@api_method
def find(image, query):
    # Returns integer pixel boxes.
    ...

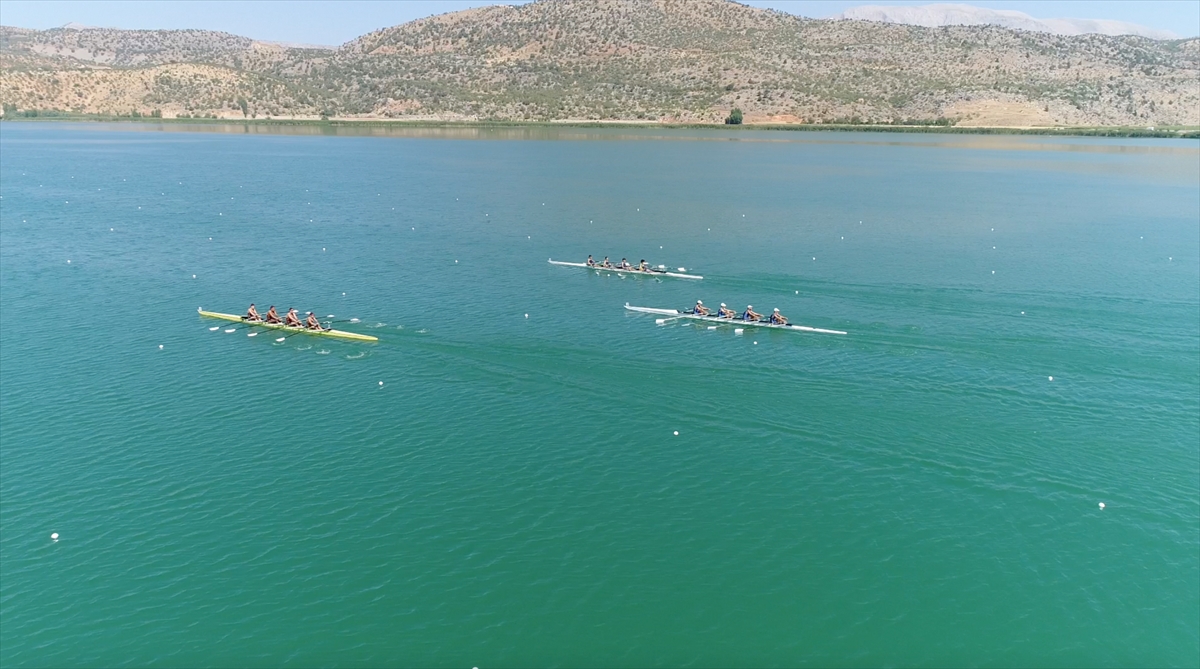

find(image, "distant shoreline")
[3,116,1197,139]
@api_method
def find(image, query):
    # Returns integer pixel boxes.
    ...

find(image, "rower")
[717,303,736,318]
[601,256,612,267]
[638,259,649,271]
[769,308,789,325]
[285,308,302,327]
[619,257,631,269]
[586,255,595,267]
[264,305,282,323]
[742,305,763,321]
[692,300,710,316]
[244,303,261,322]
[304,311,326,330]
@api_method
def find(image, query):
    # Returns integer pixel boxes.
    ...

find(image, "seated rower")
[619,257,631,269]
[304,311,326,330]
[586,255,596,267]
[717,303,736,318]
[601,256,612,268]
[244,303,262,322]
[769,308,788,325]
[264,305,283,324]
[285,308,302,327]
[638,259,649,271]
[742,305,763,321]
[692,300,711,316]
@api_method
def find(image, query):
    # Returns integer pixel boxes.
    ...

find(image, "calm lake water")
[1,122,1197,667]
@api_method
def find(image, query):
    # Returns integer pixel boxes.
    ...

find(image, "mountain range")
[1,0,1197,127]
[835,4,1178,40]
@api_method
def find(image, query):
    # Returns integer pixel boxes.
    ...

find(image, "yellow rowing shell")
[198,310,379,342]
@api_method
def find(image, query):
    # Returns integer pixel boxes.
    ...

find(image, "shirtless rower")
[285,308,303,327]
[742,305,763,321]
[586,255,596,266]
[717,303,736,318]
[600,256,612,268]
[692,300,711,316]
[264,305,283,324]
[769,308,789,325]
[243,303,262,322]
[304,311,326,331]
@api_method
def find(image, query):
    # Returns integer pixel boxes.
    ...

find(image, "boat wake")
[316,349,331,355]
[345,352,366,360]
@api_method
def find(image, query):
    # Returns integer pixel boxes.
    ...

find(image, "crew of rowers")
[242,304,328,330]
[586,255,655,272]
[692,300,788,324]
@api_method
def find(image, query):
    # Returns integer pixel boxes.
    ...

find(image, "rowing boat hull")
[549,259,703,280]
[624,304,847,335]
[198,310,379,341]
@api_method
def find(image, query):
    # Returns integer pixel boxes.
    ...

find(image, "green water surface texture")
[1,123,1197,668]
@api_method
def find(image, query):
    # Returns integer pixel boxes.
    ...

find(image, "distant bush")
[725,108,743,125]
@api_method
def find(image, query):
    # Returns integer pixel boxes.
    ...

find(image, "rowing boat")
[549,259,703,280]
[624,304,847,335]
[198,310,379,342]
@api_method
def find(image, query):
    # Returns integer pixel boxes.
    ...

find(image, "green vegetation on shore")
[4,113,1197,139]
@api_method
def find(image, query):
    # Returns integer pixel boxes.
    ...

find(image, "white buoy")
[110,228,114,231]
[455,260,458,263]
[342,292,346,296]
[192,274,196,279]
[322,248,325,251]
[379,381,384,387]
[813,257,816,260]
[1098,502,1105,509]
[50,533,58,541]
[1021,311,1025,315]
[524,314,529,319]
[637,208,639,211]
[992,270,995,274]
[1048,376,1054,381]
[673,430,678,436]
[660,246,663,249]
[158,344,164,349]
[209,237,212,241]
[795,290,799,294]
[67,260,71,263]
[753,341,758,345]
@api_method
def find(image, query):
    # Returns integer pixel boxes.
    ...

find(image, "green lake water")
[1,123,1197,667]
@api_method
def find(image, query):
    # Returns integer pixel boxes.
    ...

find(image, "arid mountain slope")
[2,0,1197,125]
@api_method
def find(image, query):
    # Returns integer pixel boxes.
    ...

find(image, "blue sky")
[0,1,1195,44]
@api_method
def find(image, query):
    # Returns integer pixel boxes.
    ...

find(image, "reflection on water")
[29,121,1200,155]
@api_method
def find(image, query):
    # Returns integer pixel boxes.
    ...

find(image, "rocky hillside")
[2,0,1197,126]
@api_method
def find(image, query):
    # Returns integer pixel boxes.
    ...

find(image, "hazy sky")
[0,0,1195,44]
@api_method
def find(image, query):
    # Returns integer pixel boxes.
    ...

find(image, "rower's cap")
[697,300,703,304]
[720,303,726,307]
[774,308,780,312]
[307,311,313,315]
